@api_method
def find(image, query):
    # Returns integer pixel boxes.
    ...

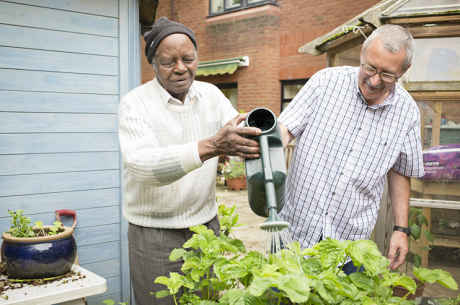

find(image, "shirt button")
[325,212,328,216]
[332,192,335,195]
[358,127,362,131]
[340,172,343,175]
[349,149,353,153]
[384,142,387,146]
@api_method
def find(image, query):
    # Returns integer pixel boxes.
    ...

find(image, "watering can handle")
[55,209,77,229]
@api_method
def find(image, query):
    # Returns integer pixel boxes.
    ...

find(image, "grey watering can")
[244,108,289,231]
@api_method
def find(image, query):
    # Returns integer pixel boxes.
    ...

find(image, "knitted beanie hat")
[144,16,197,65]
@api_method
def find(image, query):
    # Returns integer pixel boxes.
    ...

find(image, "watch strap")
[393,225,411,236]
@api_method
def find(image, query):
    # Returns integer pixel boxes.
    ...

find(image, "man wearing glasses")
[278,24,424,274]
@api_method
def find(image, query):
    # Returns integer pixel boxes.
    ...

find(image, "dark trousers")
[128,215,220,305]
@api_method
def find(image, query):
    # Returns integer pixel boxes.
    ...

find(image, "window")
[216,83,238,110]
[209,0,277,15]
[281,80,308,112]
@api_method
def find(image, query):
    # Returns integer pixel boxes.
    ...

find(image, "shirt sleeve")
[278,74,322,138]
[392,119,425,177]
[118,92,202,187]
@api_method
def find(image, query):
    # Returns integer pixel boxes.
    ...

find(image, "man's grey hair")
[152,48,198,75]
[362,24,415,70]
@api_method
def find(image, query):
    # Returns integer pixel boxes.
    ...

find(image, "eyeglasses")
[361,62,403,83]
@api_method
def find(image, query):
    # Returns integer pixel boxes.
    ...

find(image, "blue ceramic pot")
[1,226,77,279]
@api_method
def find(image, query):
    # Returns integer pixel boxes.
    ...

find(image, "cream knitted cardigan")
[118,79,237,228]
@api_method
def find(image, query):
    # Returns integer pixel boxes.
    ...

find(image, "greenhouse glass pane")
[408,37,460,82]
[389,0,460,16]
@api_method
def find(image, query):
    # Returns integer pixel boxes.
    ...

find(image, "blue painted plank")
[0,47,118,75]
[0,188,120,216]
[77,241,121,264]
[0,69,118,94]
[0,206,120,232]
[0,113,117,133]
[0,152,120,175]
[0,90,119,113]
[87,293,122,305]
[0,2,118,37]
[82,259,121,278]
[74,224,120,247]
[0,133,119,154]
[5,0,118,18]
[0,24,118,56]
[0,170,120,196]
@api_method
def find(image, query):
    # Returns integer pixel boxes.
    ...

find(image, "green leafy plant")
[6,209,34,237]
[406,207,434,273]
[217,202,246,237]
[153,207,458,305]
[6,209,63,237]
[220,160,245,180]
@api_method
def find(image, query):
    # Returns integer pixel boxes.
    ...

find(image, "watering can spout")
[244,108,290,231]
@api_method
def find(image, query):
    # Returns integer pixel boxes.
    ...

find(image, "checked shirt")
[278,66,424,250]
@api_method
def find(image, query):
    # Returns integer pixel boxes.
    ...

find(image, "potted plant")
[1,209,77,279]
[393,207,434,300]
[220,159,246,191]
[153,206,458,304]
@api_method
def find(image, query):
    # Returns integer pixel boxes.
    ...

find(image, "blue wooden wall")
[0,0,137,303]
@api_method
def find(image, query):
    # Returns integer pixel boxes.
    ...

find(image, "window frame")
[281,79,308,113]
[208,0,277,17]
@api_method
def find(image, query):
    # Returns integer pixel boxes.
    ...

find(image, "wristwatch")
[393,226,411,236]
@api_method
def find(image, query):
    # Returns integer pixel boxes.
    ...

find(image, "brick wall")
[141,0,379,115]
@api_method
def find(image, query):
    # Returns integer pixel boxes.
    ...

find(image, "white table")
[0,265,107,305]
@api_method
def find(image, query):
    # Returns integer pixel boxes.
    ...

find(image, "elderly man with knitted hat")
[118,17,261,305]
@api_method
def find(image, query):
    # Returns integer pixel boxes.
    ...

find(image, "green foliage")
[154,229,459,304]
[217,202,246,237]
[220,160,245,180]
[406,207,434,273]
[6,209,34,237]
[6,209,63,237]
[48,221,63,235]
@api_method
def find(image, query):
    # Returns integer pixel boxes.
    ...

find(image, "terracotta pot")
[393,280,426,300]
[1,226,77,279]
[226,176,247,191]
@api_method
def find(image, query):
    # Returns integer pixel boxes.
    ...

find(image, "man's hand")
[387,231,409,270]
[198,113,261,162]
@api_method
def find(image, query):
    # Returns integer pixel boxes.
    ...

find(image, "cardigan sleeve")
[118,92,201,187]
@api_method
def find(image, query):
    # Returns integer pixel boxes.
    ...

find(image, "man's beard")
[364,78,384,93]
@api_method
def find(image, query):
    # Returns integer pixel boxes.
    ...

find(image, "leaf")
[200,301,219,305]
[155,290,171,298]
[381,273,416,294]
[103,300,115,305]
[349,272,374,292]
[190,225,211,234]
[219,289,258,305]
[413,267,458,290]
[301,257,323,275]
[248,277,278,296]
[422,228,434,244]
[154,276,170,286]
[169,248,187,261]
[34,220,43,229]
[410,224,421,240]
[314,238,348,269]
[182,257,201,272]
[277,274,312,303]
[412,252,421,268]
[346,239,382,276]
[417,214,429,227]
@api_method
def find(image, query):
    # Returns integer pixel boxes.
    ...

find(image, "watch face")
[406,227,411,235]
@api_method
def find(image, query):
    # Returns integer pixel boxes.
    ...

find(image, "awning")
[196,56,249,77]
[298,0,409,56]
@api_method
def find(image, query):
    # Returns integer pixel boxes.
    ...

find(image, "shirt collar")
[354,67,396,109]
[154,78,199,107]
